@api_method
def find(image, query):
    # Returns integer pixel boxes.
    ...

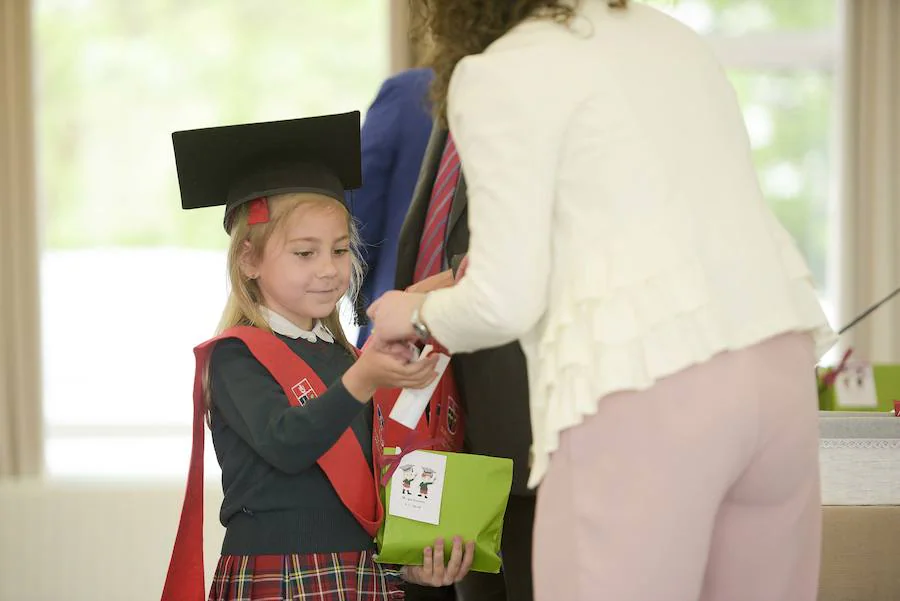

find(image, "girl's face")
[246,200,352,330]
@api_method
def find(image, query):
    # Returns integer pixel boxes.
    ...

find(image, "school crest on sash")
[291,378,317,406]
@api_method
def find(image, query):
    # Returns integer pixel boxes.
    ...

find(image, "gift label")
[388,450,447,525]
[389,345,451,429]
[834,362,878,409]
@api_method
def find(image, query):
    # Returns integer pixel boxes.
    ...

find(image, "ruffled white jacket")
[422,1,836,488]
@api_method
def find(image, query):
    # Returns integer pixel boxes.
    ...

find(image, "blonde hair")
[203,193,363,411]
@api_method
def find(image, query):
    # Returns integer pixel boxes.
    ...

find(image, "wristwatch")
[410,305,430,341]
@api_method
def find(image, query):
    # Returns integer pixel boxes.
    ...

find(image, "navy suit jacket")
[350,68,434,346]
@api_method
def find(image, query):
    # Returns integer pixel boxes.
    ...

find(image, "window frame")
[38,1,843,478]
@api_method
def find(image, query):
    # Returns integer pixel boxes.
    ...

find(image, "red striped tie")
[414,135,461,283]
[411,135,461,430]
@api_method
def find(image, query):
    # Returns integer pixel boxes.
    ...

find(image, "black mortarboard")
[172,111,361,232]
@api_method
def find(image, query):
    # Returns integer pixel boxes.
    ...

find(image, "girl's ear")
[238,240,258,280]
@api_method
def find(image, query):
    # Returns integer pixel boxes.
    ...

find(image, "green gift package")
[375,448,513,573]
[818,362,900,413]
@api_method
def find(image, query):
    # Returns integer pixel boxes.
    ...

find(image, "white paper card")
[388,450,447,525]
[835,362,878,408]
[388,345,450,429]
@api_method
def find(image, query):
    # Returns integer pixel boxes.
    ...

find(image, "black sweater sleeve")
[209,338,366,474]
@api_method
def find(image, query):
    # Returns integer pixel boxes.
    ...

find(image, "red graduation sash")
[161,328,466,601]
[161,326,381,601]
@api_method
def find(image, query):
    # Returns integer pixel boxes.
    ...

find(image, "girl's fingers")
[458,540,476,580]
[407,358,440,378]
[395,372,440,390]
[421,546,434,578]
[443,536,464,583]
[431,539,446,583]
[391,357,439,384]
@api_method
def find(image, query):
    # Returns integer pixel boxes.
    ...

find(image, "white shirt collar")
[261,307,335,343]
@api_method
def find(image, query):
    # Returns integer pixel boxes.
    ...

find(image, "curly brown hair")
[410,0,628,126]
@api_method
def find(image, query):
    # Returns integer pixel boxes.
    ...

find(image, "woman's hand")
[342,337,439,402]
[400,537,476,587]
[406,269,455,294]
[366,291,427,344]
[455,255,469,281]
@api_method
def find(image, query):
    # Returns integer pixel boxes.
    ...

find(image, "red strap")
[159,337,210,601]
[161,327,380,601]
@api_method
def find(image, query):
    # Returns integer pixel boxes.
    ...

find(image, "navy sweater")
[208,334,374,555]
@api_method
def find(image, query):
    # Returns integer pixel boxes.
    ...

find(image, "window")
[36,0,388,478]
[647,0,840,325]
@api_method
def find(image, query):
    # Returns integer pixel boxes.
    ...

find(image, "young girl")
[163,112,475,601]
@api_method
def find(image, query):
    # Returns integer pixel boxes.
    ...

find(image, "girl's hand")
[342,340,439,402]
[366,335,417,363]
[400,537,476,587]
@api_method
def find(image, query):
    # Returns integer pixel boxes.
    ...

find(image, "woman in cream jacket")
[369,1,835,600]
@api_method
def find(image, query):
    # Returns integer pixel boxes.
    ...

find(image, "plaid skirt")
[208,551,405,601]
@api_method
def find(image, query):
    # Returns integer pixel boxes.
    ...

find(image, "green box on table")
[818,364,900,412]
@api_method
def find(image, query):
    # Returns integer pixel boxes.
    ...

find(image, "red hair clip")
[247,197,269,225]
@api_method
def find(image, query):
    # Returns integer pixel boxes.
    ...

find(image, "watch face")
[412,309,428,340]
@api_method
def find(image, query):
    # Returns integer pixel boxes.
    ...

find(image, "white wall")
[0,479,225,601]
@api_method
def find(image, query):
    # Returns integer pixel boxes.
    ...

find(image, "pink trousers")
[533,333,821,601]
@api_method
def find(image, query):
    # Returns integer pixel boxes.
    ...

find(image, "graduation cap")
[172,111,362,233]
